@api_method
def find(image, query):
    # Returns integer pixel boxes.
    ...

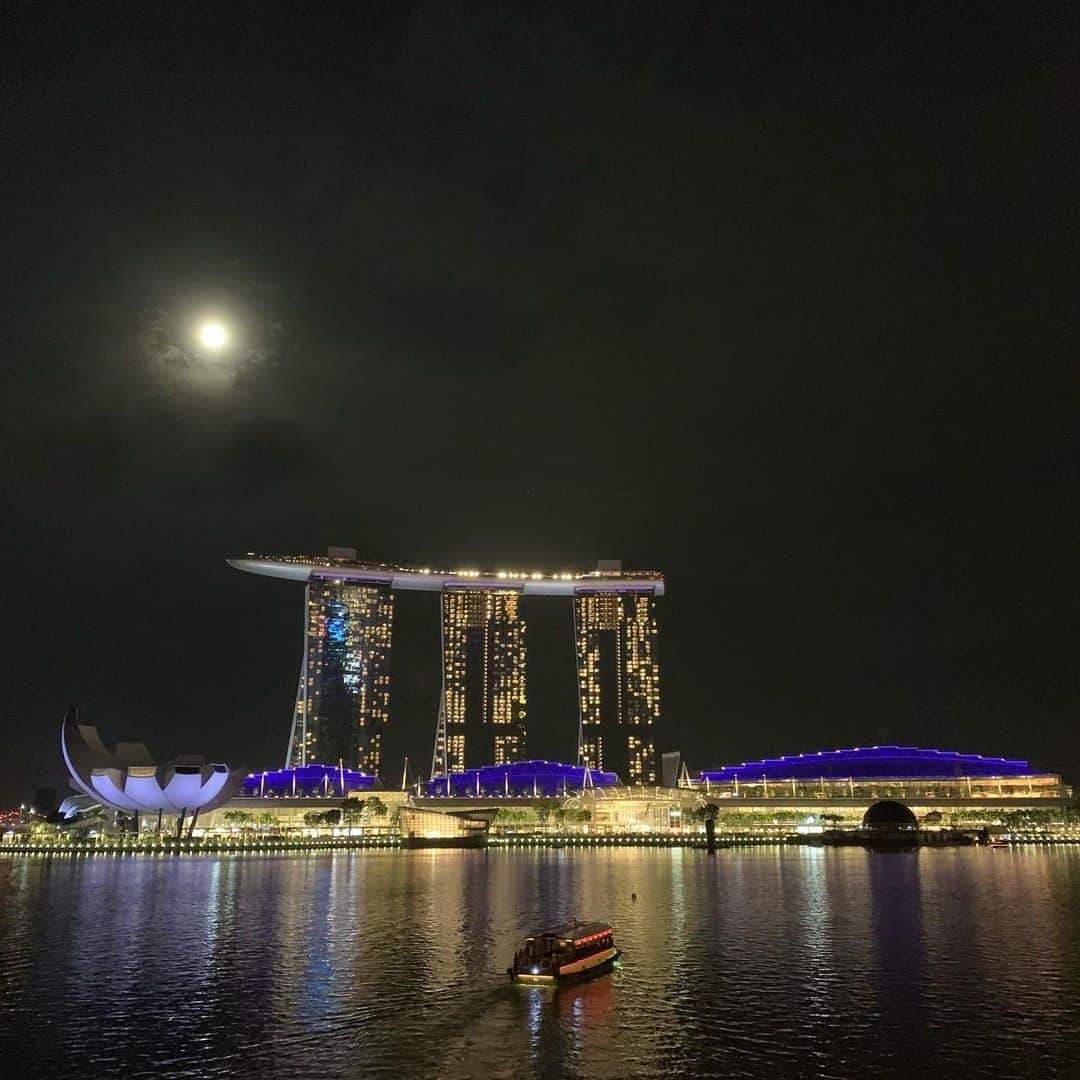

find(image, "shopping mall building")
[181,746,1072,837]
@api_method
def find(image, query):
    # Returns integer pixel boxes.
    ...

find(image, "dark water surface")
[2,847,1080,1079]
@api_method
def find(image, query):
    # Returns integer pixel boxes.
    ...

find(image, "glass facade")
[287,579,393,773]
[690,774,1066,801]
[439,589,527,771]
[574,591,660,784]
[691,747,1069,804]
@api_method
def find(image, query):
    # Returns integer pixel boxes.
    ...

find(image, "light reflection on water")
[2,847,1080,1078]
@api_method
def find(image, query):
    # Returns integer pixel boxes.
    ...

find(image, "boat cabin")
[509,921,618,984]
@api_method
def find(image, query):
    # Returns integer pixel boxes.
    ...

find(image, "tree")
[493,808,535,832]
[32,787,59,820]
[364,796,388,819]
[695,802,719,850]
[340,799,365,825]
[224,810,252,828]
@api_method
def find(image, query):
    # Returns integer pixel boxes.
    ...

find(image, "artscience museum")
[61,712,243,835]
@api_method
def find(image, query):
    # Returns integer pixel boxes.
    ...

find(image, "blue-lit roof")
[426,759,619,797]
[241,764,377,798]
[700,746,1041,782]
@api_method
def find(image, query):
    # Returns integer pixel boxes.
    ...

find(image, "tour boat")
[507,921,620,985]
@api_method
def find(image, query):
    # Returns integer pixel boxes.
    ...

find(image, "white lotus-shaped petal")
[124,769,177,812]
[62,716,242,815]
[91,770,142,812]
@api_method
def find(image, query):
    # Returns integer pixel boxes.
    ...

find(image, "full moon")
[198,321,229,350]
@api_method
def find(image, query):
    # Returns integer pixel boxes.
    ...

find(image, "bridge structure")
[228,551,665,785]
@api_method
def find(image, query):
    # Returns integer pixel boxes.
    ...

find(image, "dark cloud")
[216,419,327,487]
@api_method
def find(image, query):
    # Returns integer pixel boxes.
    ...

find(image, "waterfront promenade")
[5,829,1080,856]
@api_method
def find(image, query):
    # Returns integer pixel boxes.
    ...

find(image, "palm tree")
[224,810,252,830]
[695,802,719,849]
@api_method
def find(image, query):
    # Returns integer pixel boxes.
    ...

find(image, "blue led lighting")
[240,764,377,798]
[425,759,619,797]
[699,745,1039,783]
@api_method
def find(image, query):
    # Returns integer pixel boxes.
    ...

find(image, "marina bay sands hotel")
[229,551,664,785]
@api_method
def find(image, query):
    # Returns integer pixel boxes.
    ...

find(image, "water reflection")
[3,849,1080,1078]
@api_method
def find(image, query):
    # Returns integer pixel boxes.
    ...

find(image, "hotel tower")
[229,552,663,783]
[573,590,661,785]
[286,577,393,773]
[432,588,527,775]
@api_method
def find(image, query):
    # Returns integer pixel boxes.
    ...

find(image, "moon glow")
[198,321,229,350]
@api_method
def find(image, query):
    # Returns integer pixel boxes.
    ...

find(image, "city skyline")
[234,552,665,782]
[4,6,1078,1078]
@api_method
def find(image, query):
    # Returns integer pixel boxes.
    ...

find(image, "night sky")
[3,4,1077,805]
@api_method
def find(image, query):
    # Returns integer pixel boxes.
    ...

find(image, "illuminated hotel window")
[287,580,393,773]
[574,592,660,784]
[441,589,527,770]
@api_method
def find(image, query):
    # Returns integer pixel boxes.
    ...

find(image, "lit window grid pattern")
[574,592,660,785]
[441,589,527,771]
[288,580,393,773]
[576,593,619,745]
[494,733,524,766]
[446,734,466,772]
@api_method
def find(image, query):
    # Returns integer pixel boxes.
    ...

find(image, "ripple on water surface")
[2,847,1080,1079]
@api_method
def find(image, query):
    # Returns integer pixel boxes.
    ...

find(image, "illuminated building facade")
[229,553,665,784]
[574,590,661,785]
[240,764,378,798]
[287,579,392,773]
[692,746,1068,801]
[424,759,618,797]
[436,589,527,773]
[61,713,243,835]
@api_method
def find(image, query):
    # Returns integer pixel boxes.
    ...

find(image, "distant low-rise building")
[691,745,1069,804]
[425,759,618,798]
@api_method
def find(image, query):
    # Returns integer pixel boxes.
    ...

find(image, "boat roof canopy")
[541,921,613,942]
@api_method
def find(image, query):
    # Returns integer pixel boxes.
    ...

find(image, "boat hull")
[510,948,620,985]
[400,835,487,849]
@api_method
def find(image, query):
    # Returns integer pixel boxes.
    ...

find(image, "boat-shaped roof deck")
[228,555,664,596]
